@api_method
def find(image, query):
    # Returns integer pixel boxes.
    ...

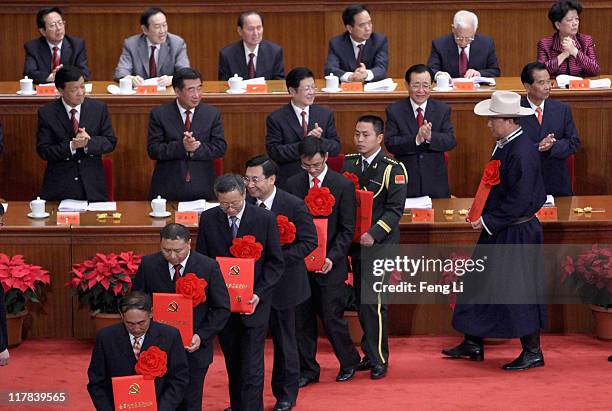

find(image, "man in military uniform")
[343,115,407,379]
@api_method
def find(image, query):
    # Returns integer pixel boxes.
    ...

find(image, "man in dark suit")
[196,174,284,411]
[343,115,408,380]
[148,67,227,201]
[245,155,317,411]
[427,10,500,80]
[133,223,231,411]
[287,137,361,387]
[36,66,117,201]
[519,61,580,196]
[23,7,90,84]
[324,4,388,82]
[218,11,284,81]
[114,7,190,87]
[385,64,456,198]
[266,67,341,189]
[87,292,189,411]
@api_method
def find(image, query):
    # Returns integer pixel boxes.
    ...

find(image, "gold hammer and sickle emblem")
[167,301,179,312]
[128,383,141,395]
[236,296,242,302]
[310,256,315,261]
[229,265,240,276]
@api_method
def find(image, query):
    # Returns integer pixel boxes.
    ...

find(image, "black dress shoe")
[224,408,231,411]
[273,401,293,411]
[370,364,388,379]
[335,368,355,382]
[502,350,545,370]
[442,340,484,362]
[608,355,612,362]
[298,375,319,388]
[356,358,372,371]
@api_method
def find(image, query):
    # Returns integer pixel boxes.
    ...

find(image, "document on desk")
[364,78,398,92]
[87,202,117,211]
[178,200,207,212]
[58,199,88,212]
[404,196,433,210]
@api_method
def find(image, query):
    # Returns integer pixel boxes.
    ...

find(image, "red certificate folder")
[305,218,328,271]
[112,374,157,411]
[353,190,373,242]
[152,293,193,347]
[216,257,255,313]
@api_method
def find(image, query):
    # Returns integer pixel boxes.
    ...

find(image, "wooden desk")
[1,196,609,338]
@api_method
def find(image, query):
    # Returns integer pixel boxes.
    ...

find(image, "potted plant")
[66,251,141,331]
[0,253,51,346]
[562,244,612,340]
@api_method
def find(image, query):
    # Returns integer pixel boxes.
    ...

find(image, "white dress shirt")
[339,36,374,83]
[167,251,190,281]
[256,186,277,210]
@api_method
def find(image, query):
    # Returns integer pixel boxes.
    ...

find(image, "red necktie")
[70,108,79,136]
[356,44,364,68]
[149,45,157,78]
[535,107,543,125]
[172,264,182,282]
[247,53,256,79]
[184,110,191,131]
[132,337,141,360]
[51,46,60,71]
[416,107,424,128]
[459,47,468,77]
[312,177,320,188]
[301,111,308,137]
[259,202,267,209]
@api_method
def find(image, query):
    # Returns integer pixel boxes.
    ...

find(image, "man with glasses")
[114,7,190,87]
[24,7,90,84]
[427,10,500,81]
[287,137,361,387]
[196,173,283,411]
[133,223,230,411]
[385,64,456,198]
[147,67,226,201]
[266,67,341,189]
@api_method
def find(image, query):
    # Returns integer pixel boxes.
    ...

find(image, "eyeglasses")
[299,85,317,92]
[243,175,266,184]
[219,200,243,210]
[301,161,325,170]
[47,20,65,30]
[409,83,431,90]
[454,36,474,42]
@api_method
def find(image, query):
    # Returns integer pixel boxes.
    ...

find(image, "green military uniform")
[343,150,407,367]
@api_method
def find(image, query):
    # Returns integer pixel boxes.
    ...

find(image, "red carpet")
[1,335,610,410]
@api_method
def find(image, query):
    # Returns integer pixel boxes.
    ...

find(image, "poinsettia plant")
[0,254,51,315]
[561,245,612,307]
[66,251,142,314]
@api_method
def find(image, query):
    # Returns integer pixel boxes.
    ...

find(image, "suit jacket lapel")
[294,172,310,198]
[158,40,171,75]
[170,102,186,140]
[342,33,357,69]
[60,37,73,65]
[234,42,248,77]
[446,35,459,76]
[403,99,419,136]
[38,38,52,72]
[55,99,73,138]
[283,104,305,139]
[137,36,150,77]
[119,325,138,367]
[520,98,542,141]
[255,42,267,77]
[236,204,252,238]
[216,207,234,246]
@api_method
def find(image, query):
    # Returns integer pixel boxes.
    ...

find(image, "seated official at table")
[324,4,388,83]
[427,10,500,81]
[87,292,189,411]
[36,66,117,202]
[114,7,190,87]
[24,7,90,84]
[537,0,599,77]
[148,67,226,201]
[519,62,580,196]
[218,11,285,81]
[385,64,456,198]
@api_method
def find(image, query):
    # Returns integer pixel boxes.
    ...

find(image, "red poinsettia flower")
[0,253,51,314]
[277,214,296,245]
[176,273,207,307]
[135,346,167,380]
[305,186,336,217]
[230,235,264,261]
[342,171,360,191]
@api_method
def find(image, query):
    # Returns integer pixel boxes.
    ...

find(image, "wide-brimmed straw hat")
[474,91,534,117]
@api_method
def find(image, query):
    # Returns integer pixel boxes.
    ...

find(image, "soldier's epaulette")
[382,156,399,165]
[345,153,360,158]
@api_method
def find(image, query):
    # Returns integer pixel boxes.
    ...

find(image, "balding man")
[427,10,500,80]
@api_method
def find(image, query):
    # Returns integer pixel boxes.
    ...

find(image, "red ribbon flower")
[277,214,296,245]
[482,160,501,187]
[305,186,336,217]
[176,273,207,307]
[230,235,263,261]
[342,171,360,191]
[135,346,167,380]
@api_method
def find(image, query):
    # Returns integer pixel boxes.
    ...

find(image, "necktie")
[149,45,157,78]
[247,53,256,79]
[416,107,424,128]
[229,216,238,238]
[535,107,543,125]
[259,202,267,209]
[362,159,370,173]
[356,44,364,68]
[184,110,191,131]
[133,337,141,360]
[301,111,308,137]
[70,108,79,136]
[172,264,182,281]
[459,47,468,77]
[51,46,60,71]
[312,177,320,188]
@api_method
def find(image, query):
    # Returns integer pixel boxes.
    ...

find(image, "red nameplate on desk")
[35,84,57,95]
[174,211,198,226]
[305,219,328,271]
[411,209,434,222]
[535,207,558,221]
[112,374,157,411]
[246,84,268,93]
[353,190,373,242]
[216,257,254,313]
[569,79,590,89]
[57,212,80,225]
[453,81,475,91]
[152,293,193,347]
[341,82,363,92]
[136,85,158,95]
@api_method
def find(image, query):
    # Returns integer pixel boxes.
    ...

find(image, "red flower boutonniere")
[277,214,296,245]
[342,171,360,191]
[176,273,207,307]
[482,160,501,187]
[305,187,336,217]
[135,346,167,380]
[230,235,264,261]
